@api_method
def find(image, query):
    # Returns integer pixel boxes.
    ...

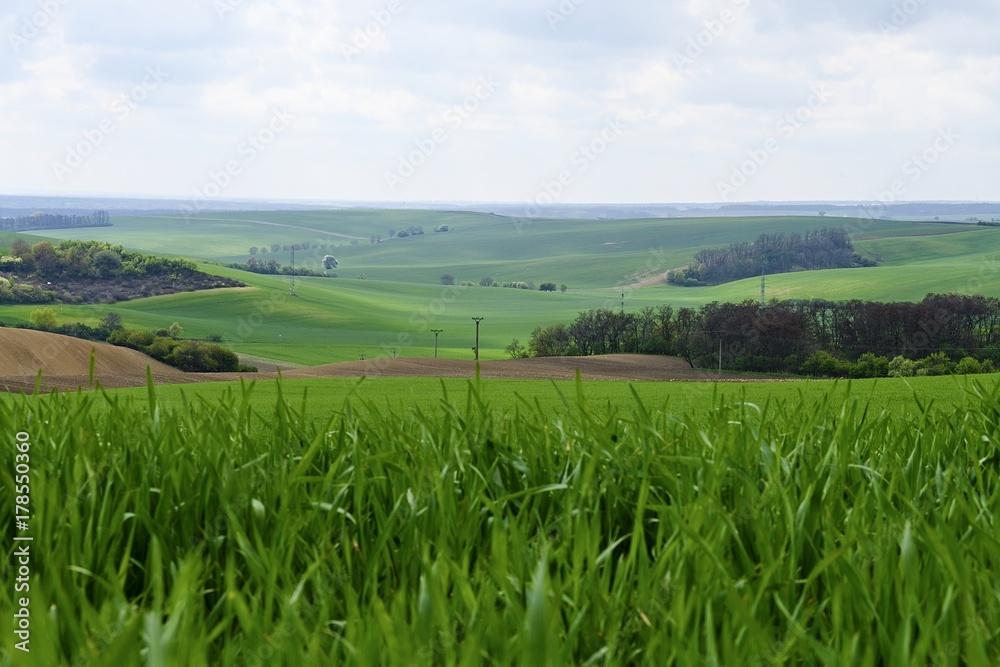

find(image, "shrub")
[108,329,156,351]
[539,283,557,292]
[29,307,58,331]
[147,337,178,361]
[800,351,851,377]
[888,356,916,378]
[954,356,983,375]
[504,339,528,359]
[915,352,954,376]
[850,352,890,378]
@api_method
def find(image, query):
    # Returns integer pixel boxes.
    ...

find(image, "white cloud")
[0,0,996,202]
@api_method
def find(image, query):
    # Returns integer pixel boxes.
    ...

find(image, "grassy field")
[4,211,999,366]
[2,375,998,665]
[78,372,998,428]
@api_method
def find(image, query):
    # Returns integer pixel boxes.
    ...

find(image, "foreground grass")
[2,378,999,665]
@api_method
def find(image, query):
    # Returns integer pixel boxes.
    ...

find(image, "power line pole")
[472,317,484,361]
[431,329,443,358]
[289,247,297,296]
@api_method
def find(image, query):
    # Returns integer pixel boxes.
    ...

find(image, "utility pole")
[289,247,297,296]
[431,329,443,358]
[472,317,484,361]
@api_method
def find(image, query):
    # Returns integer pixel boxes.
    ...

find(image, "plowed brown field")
[0,329,776,393]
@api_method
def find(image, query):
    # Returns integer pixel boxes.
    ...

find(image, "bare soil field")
[0,329,777,393]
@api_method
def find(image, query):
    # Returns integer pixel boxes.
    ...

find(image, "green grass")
[2,376,998,665]
[37,212,999,293]
[88,373,995,426]
[17,211,1000,365]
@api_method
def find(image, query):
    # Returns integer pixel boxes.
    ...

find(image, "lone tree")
[440,274,455,286]
[322,255,339,271]
[29,307,58,331]
[505,338,527,359]
[100,312,124,332]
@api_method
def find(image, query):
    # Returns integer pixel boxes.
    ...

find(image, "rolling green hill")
[14,211,1000,364]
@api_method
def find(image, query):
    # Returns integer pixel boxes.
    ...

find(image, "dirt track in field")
[0,329,776,393]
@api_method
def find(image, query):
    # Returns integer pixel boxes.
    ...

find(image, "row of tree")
[235,257,336,277]
[667,228,875,286]
[0,210,111,232]
[248,242,335,255]
[440,274,567,292]
[528,295,1000,376]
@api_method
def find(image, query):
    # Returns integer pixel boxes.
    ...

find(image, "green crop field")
[80,372,997,427]
[13,211,1000,365]
[2,375,998,664]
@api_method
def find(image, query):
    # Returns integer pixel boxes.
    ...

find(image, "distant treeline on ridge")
[0,210,111,232]
[667,228,875,287]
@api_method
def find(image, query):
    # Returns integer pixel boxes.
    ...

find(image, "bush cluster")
[107,329,241,373]
[799,351,996,378]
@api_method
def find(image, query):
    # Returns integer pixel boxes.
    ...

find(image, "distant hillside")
[0,239,243,304]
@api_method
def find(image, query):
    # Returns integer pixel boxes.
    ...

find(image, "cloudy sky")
[2,0,997,206]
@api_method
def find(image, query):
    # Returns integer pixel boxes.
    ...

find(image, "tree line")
[0,210,111,231]
[234,258,335,277]
[667,228,875,286]
[527,294,1000,377]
